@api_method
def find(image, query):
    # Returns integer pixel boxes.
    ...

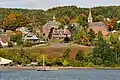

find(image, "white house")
[23,32,39,42]
[16,27,29,34]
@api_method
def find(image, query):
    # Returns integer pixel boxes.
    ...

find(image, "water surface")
[0,69,120,80]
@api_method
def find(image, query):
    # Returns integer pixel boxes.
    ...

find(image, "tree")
[63,48,71,59]
[112,41,120,65]
[72,28,87,44]
[10,33,22,42]
[87,29,96,42]
[110,32,119,46]
[76,15,87,26]
[8,42,14,47]
[115,23,120,30]
[94,15,104,22]
[76,50,84,61]
[3,13,32,31]
[92,31,115,66]
[64,35,70,43]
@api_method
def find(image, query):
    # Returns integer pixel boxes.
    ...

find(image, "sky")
[0,0,120,10]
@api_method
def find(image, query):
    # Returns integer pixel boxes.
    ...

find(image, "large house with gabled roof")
[42,16,71,39]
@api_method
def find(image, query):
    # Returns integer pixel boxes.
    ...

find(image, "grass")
[1,43,93,59]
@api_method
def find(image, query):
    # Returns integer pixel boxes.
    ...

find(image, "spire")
[53,15,56,21]
[88,8,93,23]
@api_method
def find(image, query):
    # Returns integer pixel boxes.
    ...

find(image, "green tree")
[110,32,119,46]
[76,50,84,61]
[92,31,115,66]
[87,29,96,42]
[10,33,22,43]
[63,48,71,59]
[94,15,104,22]
[113,41,120,65]
[8,42,14,47]
[115,23,120,30]
[76,15,87,26]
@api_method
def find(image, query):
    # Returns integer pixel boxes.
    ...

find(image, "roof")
[88,22,107,27]
[16,27,28,31]
[0,35,10,43]
[44,21,61,28]
[88,22,109,36]
[24,32,39,40]
[25,32,35,37]
[64,29,71,35]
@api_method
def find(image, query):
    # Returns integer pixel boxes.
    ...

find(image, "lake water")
[0,69,120,80]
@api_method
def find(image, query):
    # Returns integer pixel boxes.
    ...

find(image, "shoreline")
[1,66,120,70]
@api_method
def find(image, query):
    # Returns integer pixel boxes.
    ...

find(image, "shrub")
[10,34,22,42]
[23,42,33,47]
[81,42,88,46]
[62,60,69,67]
[87,62,94,67]
[63,48,71,59]
[64,36,70,43]
[76,50,84,61]
[8,42,14,47]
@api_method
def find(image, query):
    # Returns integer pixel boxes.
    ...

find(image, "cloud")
[0,0,26,8]
[25,0,60,9]
[0,0,120,10]
[0,0,60,9]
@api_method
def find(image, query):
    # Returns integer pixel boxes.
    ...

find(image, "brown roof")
[64,29,71,35]
[0,35,10,43]
[89,22,107,27]
[88,22,109,36]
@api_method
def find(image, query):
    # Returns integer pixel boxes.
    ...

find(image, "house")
[0,35,10,47]
[23,32,39,42]
[52,28,71,39]
[0,57,12,65]
[16,27,29,35]
[42,16,71,39]
[42,16,61,37]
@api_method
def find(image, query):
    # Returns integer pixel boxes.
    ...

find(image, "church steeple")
[53,15,56,22]
[88,8,93,23]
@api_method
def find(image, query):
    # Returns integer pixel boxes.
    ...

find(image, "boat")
[37,55,58,71]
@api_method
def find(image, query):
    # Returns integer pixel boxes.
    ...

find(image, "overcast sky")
[0,0,120,10]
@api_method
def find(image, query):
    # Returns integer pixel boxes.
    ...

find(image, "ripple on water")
[0,69,120,80]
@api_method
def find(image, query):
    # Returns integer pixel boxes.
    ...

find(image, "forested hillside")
[0,5,120,28]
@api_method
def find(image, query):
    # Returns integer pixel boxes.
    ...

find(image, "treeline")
[0,5,120,28]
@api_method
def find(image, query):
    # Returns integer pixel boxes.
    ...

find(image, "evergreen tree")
[92,31,116,66]
[113,41,120,65]
[76,50,84,61]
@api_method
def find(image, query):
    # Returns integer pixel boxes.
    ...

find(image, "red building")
[42,16,71,39]
[88,22,109,36]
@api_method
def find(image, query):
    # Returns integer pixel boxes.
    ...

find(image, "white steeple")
[53,15,56,22]
[88,8,93,23]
